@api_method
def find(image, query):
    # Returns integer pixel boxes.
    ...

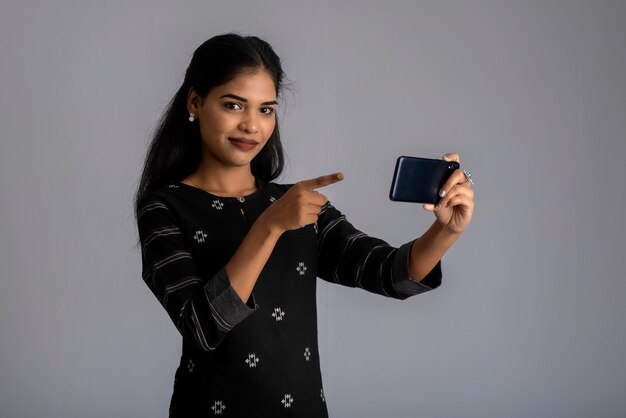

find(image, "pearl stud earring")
[188,112,196,122]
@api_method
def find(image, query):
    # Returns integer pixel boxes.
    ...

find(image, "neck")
[188,160,257,197]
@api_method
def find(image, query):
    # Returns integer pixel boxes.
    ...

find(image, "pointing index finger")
[300,172,344,190]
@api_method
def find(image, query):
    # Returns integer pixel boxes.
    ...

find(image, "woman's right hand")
[260,173,344,235]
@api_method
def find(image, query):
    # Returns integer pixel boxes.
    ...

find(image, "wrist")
[255,213,284,240]
[431,220,463,242]
[433,218,463,236]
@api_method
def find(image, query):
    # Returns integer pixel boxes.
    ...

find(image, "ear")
[187,87,202,114]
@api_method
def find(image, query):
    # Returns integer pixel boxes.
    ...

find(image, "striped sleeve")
[137,198,257,351]
[316,202,441,300]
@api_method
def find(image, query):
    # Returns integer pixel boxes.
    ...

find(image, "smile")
[228,138,258,151]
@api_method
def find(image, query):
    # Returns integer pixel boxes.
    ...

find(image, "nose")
[239,111,259,134]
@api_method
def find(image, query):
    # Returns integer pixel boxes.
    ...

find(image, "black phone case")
[389,156,460,204]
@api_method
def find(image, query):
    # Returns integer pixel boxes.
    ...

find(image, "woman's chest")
[174,198,320,282]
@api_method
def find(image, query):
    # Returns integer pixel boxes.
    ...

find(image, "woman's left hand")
[423,153,474,234]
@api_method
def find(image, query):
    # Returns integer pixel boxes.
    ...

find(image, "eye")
[260,107,275,116]
[224,102,242,111]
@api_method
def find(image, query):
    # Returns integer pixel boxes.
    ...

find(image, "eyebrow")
[220,93,278,106]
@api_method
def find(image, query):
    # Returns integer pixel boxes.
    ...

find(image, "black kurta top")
[137,178,442,417]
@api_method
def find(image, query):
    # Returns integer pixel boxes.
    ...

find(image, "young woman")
[135,33,474,417]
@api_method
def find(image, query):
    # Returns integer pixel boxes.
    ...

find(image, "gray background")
[1,0,625,417]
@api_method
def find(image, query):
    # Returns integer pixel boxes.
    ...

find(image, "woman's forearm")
[224,174,342,303]
[409,221,461,281]
[225,214,282,303]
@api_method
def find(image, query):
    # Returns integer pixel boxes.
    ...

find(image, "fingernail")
[336,173,344,180]
[435,203,441,210]
[439,189,446,197]
[442,154,450,161]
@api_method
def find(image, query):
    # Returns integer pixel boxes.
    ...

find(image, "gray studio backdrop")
[1,1,625,417]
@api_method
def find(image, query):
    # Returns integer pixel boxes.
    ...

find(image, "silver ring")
[461,167,474,185]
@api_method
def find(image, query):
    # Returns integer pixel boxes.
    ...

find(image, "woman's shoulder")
[136,182,186,214]
[264,180,306,201]
[140,182,180,200]
[138,179,295,212]
[264,180,293,192]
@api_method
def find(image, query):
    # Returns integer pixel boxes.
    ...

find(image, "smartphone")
[389,156,460,204]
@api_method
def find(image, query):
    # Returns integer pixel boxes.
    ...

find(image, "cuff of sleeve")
[204,267,258,331]
[391,240,442,298]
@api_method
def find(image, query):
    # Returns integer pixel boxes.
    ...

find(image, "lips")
[228,137,258,151]
[229,137,258,145]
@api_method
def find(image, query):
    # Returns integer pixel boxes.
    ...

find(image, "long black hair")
[134,33,286,219]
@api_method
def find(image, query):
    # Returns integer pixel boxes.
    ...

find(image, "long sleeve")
[316,201,441,300]
[137,198,257,351]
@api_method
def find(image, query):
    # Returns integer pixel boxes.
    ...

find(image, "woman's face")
[188,69,278,170]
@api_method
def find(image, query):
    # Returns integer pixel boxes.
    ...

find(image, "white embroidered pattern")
[271,307,285,321]
[211,400,226,415]
[281,394,294,408]
[296,262,308,276]
[304,347,311,361]
[167,184,179,188]
[321,388,325,403]
[211,200,224,210]
[245,353,260,368]
[187,359,194,373]
[269,196,276,203]
[314,222,318,234]
[193,230,207,243]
